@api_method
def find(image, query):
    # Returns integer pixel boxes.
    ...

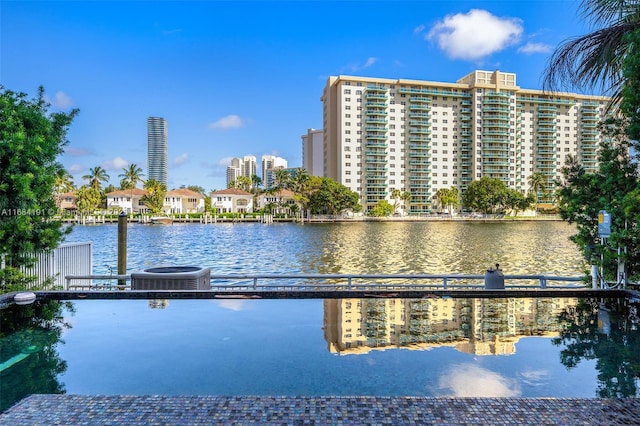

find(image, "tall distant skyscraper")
[261,154,288,188]
[226,155,257,187]
[301,128,323,177]
[147,117,168,187]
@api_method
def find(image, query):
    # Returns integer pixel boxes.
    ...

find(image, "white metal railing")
[5,242,93,289]
[64,272,586,291]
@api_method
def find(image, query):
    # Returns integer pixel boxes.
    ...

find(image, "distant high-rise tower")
[226,155,257,187]
[261,154,288,188]
[147,117,168,187]
[301,128,323,177]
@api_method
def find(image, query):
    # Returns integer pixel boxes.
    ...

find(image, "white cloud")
[173,153,189,166]
[427,9,523,61]
[436,363,521,397]
[414,24,426,34]
[518,42,552,55]
[218,157,234,166]
[52,91,73,109]
[102,156,129,171]
[65,146,95,157]
[209,115,244,129]
[363,57,377,68]
[343,57,379,73]
[68,164,84,173]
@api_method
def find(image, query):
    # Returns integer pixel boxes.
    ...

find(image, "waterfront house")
[165,188,205,213]
[106,188,148,214]
[57,191,77,213]
[257,189,296,215]
[210,188,254,213]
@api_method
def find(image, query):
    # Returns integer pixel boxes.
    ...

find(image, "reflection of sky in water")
[63,221,584,276]
[437,363,521,397]
[2,299,609,399]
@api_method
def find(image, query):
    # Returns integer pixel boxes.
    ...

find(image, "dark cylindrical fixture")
[118,210,127,287]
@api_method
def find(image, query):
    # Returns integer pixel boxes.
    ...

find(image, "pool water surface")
[1,296,639,412]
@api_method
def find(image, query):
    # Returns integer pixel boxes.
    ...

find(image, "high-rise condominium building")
[321,70,608,214]
[226,155,257,187]
[261,154,288,189]
[302,128,324,177]
[147,117,168,187]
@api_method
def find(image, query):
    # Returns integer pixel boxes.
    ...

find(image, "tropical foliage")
[370,200,394,217]
[556,119,639,282]
[75,186,102,215]
[462,177,534,215]
[304,177,361,215]
[0,86,77,292]
[82,166,109,191]
[543,0,640,102]
[546,4,640,284]
[435,187,460,215]
[118,163,145,190]
[141,179,167,214]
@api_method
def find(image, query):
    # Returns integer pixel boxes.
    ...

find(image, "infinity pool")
[2,296,639,412]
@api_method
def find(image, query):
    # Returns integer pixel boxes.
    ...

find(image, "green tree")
[543,0,640,102]
[462,177,508,214]
[527,172,547,207]
[75,185,101,216]
[82,166,109,191]
[435,186,460,215]
[391,188,402,213]
[141,178,167,214]
[273,168,291,191]
[230,176,252,192]
[307,177,361,215]
[370,199,394,217]
[620,29,640,155]
[119,163,144,189]
[187,185,206,195]
[53,169,75,212]
[556,119,639,282]
[289,168,310,220]
[401,190,412,212]
[0,86,77,292]
[504,189,535,216]
[250,174,262,192]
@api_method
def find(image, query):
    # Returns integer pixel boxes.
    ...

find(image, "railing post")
[443,277,448,289]
[253,277,258,289]
[540,276,547,289]
[117,211,127,288]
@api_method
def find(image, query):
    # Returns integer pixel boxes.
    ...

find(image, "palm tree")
[401,191,412,214]
[53,169,75,212]
[273,168,291,191]
[390,188,402,213]
[543,0,640,103]
[82,166,110,191]
[119,163,145,189]
[528,172,547,206]
[118,163,145,214]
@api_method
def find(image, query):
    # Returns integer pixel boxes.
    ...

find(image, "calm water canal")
[63,221,586,276]
[3,221,640,411]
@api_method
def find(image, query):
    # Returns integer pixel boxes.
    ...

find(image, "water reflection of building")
[323,297,577,356]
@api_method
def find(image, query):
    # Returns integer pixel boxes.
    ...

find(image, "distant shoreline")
[60,214,563,225]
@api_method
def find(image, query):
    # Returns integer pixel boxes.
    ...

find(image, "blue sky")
[2,0,591,191]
